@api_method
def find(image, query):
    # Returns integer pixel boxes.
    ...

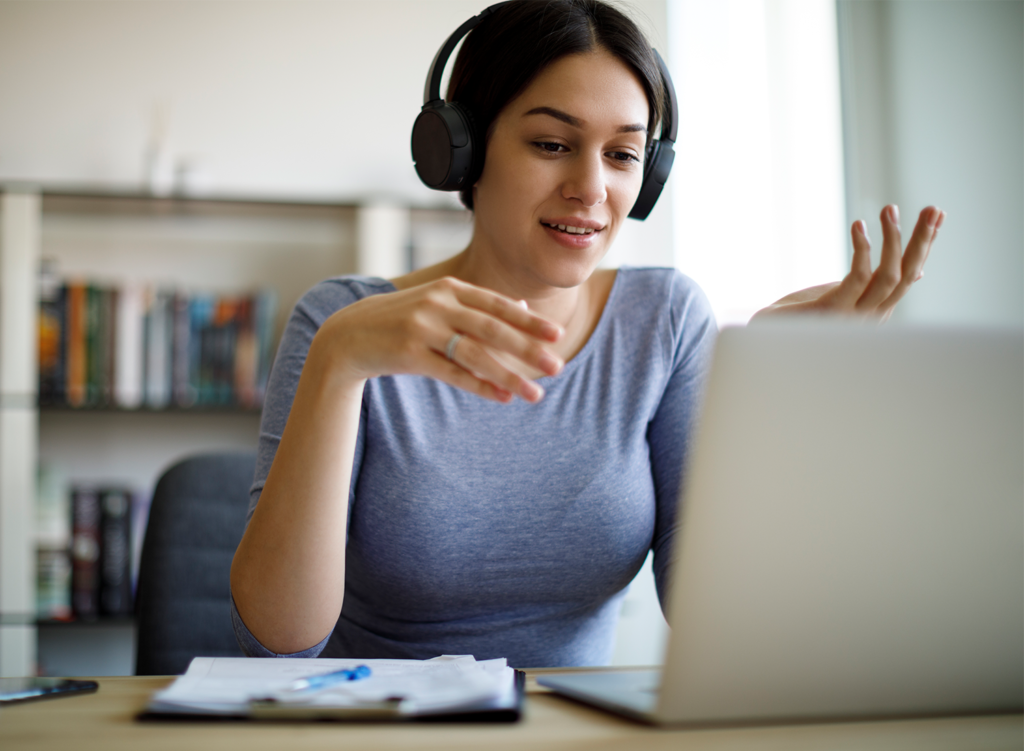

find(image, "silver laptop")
[539,322,1024,725]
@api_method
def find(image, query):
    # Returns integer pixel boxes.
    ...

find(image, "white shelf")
[0,190,41,677]
[1,187,472,677]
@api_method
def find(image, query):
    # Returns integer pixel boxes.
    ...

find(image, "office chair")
[135,452,256,675]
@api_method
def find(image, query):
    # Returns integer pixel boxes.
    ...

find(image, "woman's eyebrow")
[523,106,646,134]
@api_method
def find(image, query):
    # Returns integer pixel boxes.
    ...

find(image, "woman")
[230,0,944,667]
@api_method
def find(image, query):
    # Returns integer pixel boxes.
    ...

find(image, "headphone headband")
[423,2,508,105]
[652,49,677,145]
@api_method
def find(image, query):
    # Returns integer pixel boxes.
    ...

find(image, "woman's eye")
[535,141,567,153]
[608,151,640,164]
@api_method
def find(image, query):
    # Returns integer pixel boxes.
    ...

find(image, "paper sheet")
[149,655,515,717]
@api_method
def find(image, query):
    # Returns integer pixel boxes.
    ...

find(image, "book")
[70,488,101,619]
[211,297,238,405]
[85,285,103,405]
[38,264,65,405]
[103,287,117,405]
[65,283,87,407]
[114,283,145,408]
[36,465,72,620]
[98,489,133,616]
[38,272,277,410]
[145,289,172,409]
[171,291,195,407]
[36,549,73,621]
[189,293,214,405]
[57,484,142,620]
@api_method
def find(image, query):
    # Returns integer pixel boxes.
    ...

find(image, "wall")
[838,0,1023,328]
[0,0,674,269]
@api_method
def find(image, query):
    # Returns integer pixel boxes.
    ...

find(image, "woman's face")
[470,47,650,291]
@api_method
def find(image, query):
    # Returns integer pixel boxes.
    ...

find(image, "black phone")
[0,677,98,706]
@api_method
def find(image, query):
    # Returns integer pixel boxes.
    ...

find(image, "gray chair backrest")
[135,452,255,675]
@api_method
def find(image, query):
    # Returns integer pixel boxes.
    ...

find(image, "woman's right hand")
[312,276,565,403]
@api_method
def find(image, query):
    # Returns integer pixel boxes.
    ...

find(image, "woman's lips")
[541,223,600,248]
[540,219,604,249]
[541,217,604,232]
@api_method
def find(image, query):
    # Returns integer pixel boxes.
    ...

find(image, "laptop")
[539,322,1024,725]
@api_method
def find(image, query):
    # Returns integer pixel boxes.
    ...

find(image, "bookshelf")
[0,186,472,676]
[0,190,39,678]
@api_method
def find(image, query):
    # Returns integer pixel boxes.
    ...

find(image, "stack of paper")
[146,655,519,720]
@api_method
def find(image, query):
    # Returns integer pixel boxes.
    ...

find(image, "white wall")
[1,0,478,201]
[0,0,674,267]
[838,0,1023,328]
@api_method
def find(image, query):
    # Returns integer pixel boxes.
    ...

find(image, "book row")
[38,271,278,409]
[37,486,150,621]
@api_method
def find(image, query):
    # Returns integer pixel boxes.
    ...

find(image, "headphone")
[410,2,678,221]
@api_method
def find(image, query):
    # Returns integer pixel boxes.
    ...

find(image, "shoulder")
[611,267,716,333]
[292,274,397,328]
[605,267,717,376]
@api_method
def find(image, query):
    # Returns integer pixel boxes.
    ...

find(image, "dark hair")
[447,0,665,210]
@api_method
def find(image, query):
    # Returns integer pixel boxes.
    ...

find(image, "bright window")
[669,0,848,326]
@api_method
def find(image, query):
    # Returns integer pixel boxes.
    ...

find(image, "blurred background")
[0,0,1020,677]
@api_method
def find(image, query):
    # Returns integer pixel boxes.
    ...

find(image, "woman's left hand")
[751,204,945,323]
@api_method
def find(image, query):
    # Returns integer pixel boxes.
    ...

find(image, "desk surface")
[1,670,1021,751]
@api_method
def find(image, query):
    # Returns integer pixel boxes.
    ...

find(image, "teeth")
[547,223,595,235]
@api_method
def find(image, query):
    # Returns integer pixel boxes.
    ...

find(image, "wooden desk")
[2,671,1021,751]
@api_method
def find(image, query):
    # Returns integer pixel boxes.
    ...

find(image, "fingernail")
[518,299,528,310]
[525,382,544,401]
[890,205,900,225]
[936,211,946,230]
[540,353,562,375]
[542,323,562,340]
[927,208,939,229]
[856,220,868,240]
[915,270,925,282]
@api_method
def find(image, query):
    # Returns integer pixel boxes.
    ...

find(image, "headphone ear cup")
[629,140,676,220]
[411,102,481,191]
[454,102,485,188]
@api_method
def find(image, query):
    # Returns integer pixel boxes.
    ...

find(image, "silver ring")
[445,333,463,362]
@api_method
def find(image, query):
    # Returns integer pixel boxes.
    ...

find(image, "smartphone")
[0,677,98,706]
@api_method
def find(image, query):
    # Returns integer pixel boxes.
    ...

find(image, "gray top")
[231,267,716,667]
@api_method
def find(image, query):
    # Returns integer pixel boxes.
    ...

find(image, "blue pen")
[285,665,372,693]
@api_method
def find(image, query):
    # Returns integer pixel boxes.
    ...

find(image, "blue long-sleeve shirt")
[231,267,716,667]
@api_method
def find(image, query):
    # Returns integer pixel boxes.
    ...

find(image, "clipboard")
[247,671,525,723]
[137,657,525,723]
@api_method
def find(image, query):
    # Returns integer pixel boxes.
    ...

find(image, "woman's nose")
[561,153,606,207]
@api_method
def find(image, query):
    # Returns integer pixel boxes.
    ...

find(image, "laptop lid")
[657,323,1023,724]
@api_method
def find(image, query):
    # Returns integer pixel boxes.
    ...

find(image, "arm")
[230,276,564,654]
[647,274,718,615]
